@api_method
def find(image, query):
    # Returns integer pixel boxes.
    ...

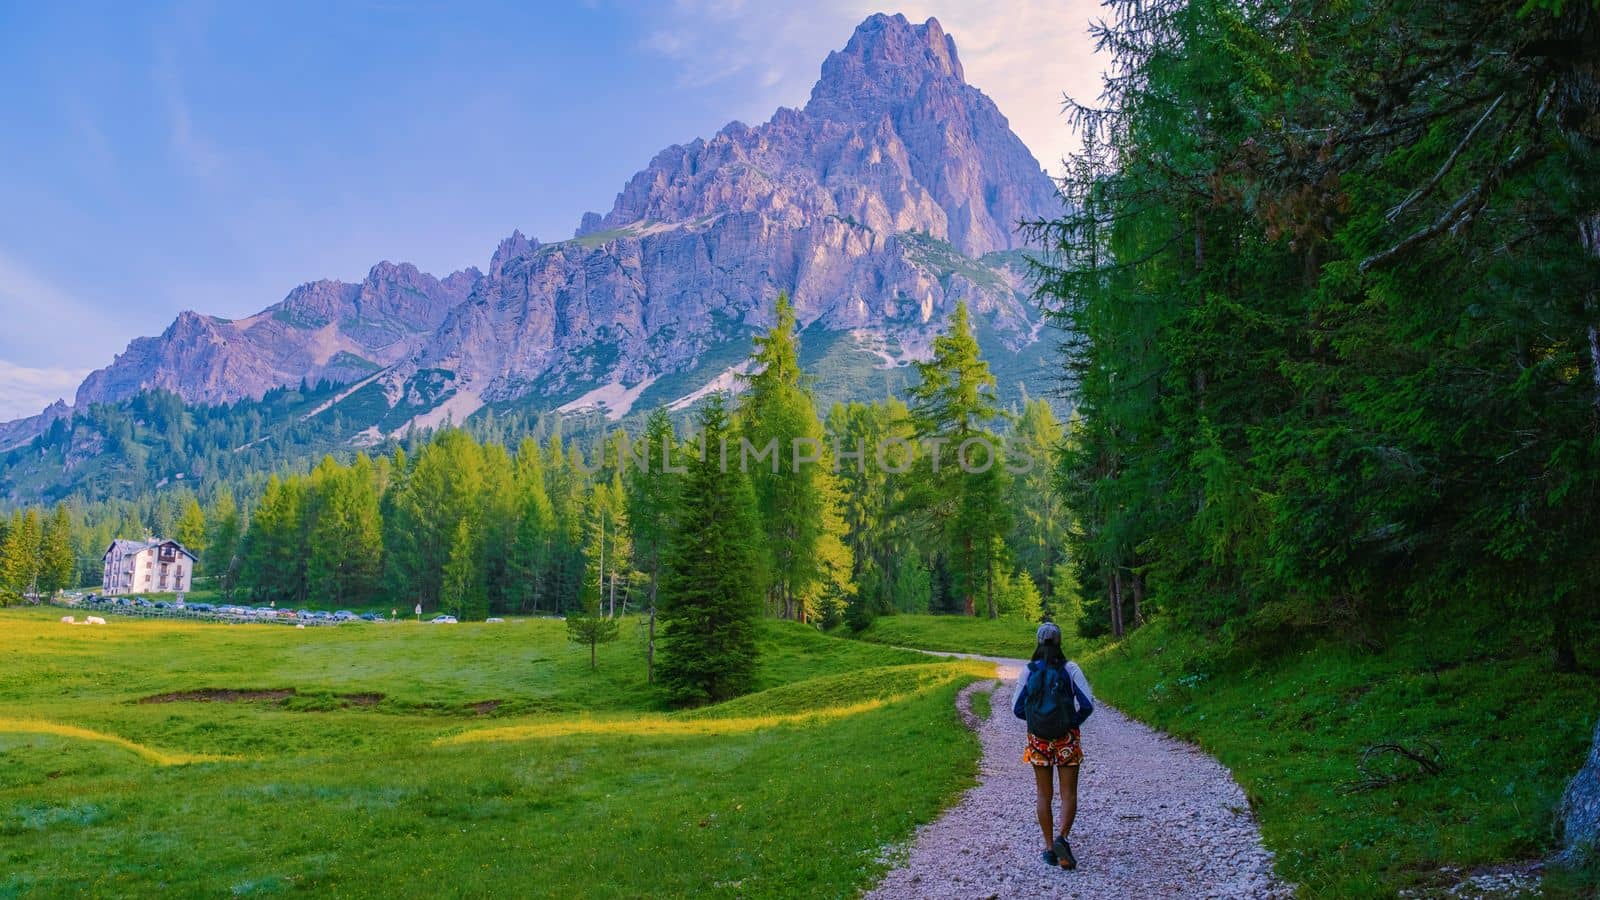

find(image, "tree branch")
[1385,94,1504,224]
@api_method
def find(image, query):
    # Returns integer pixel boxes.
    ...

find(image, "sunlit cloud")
[0,248,124,419]
[0,361,90,420]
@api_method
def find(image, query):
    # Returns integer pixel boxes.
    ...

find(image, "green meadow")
[0,608,991,897]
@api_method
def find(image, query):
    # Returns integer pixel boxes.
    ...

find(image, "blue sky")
[0,0,1103,420]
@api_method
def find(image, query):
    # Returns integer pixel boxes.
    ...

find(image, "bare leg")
[1057,763,1080,839]
[1032,764,1055,850]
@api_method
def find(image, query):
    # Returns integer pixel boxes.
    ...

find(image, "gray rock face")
[1559,718,1600,865]
[582,13,1054,258]
[71,261,478,409]
[14,13,1060,436]
[400,13,1058,421]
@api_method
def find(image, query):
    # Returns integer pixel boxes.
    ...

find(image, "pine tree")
[627,408,680,682]
[441,519,486,621]
[1006,399,1067,598]
[905,302,1007,615]
[569,483,623,671]
[658,394,764,706]
[543,425,586,612]
[385,430,487,609]
[175,494,207,560]
[39,504,75,596]
[307,456,384,606]
[478,443,520,614]
[738,293,854,622]
[241,476,308,604]
[565,590,620,669]
[1,509,43,602]
[511,437,554,613]
[207,489,244,601]
[828,399,919,623]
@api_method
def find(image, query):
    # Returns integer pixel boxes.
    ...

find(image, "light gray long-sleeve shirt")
[1011,659,1094,720]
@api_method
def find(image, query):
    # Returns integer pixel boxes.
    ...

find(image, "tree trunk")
[962,534,976,616]
[590,638,597,671]
[1583,218,1600,411]
[1554,614,1579,673]
[1131,570,1146,628]
[985,558,997,620]
[647,566,658,684]
[1108,570,1125,639]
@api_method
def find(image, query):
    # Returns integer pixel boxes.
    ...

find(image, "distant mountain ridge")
[5,13,1060,448]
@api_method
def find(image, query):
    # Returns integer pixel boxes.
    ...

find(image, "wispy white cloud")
[154,44,223,178]
[0,361,90,421]
[0,248,126,383]
[636,1,1107,175]
[152,5,225,180]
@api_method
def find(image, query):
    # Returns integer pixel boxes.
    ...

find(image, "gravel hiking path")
[865,655,1291,899]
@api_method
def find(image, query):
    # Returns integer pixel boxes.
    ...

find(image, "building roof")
[103,538,198,562]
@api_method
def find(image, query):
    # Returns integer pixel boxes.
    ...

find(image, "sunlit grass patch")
[439,660,993,745]
[0,717,234,766]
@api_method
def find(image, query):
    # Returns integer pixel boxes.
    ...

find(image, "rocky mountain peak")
[5,13,1060,443]
[490,230,538,279]
[806,14,964,119]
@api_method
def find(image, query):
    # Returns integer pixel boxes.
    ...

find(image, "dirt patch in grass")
[138,688,297,704]
[469,700,503,716]
[341,693,385,707]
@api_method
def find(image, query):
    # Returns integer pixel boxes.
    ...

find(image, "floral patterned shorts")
[1024,730,1083,767]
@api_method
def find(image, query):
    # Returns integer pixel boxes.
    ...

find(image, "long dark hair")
[1031,640,1067,667]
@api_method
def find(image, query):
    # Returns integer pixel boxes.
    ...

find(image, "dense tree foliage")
[2,301,1072,698]
[1038,0,1600,665]
[738,294,854,624]
[905,302,1012,616]
[657,395,766,705]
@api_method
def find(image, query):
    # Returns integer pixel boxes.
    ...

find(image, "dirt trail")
[865,656,1291,899]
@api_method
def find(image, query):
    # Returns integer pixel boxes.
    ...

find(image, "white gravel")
[865,657,1292,899]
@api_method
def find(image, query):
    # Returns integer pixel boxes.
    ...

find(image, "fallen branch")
[1339,740,1444,794]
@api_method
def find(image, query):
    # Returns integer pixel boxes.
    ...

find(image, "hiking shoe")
[1053,835,1076,870]
[1041,849,1058,868]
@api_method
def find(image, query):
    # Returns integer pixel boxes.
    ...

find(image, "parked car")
[332,610,357,622]
[189,603,214,612]
[429,615,458,624]
[359,612,379,622]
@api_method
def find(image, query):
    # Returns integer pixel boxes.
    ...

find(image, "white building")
[102,539,197,595]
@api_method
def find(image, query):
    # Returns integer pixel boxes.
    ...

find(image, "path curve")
[866,655,1290,899]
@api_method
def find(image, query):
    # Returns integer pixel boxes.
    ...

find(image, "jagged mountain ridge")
[11,13,1060,446]
[74,262,479,410]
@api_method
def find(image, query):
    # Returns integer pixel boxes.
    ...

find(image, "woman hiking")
[1011,621,1094,869]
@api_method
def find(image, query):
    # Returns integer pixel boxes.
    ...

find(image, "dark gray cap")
[1036,622,1062,643]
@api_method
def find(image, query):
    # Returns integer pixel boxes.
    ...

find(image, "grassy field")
[0,608,992,897]
[856,611,1600,895]
[848,614,1043,660]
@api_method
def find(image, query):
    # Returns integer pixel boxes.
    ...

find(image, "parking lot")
[59,594,388,626]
